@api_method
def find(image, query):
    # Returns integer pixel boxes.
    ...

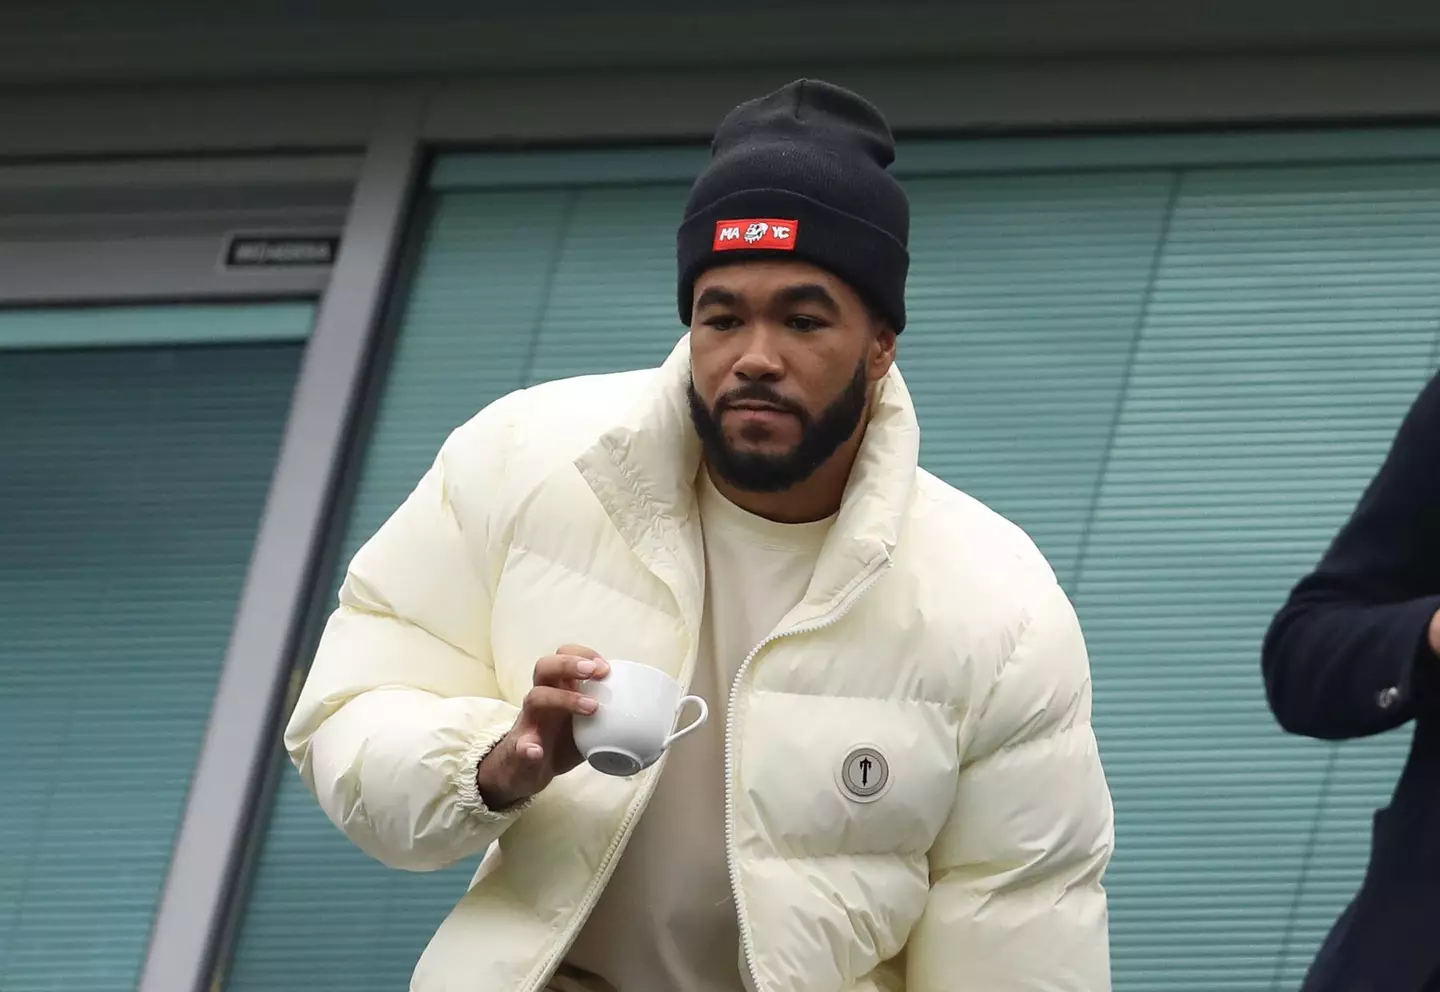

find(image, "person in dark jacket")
[1263,372,1440,992]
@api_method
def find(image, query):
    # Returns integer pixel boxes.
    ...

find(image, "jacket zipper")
[724,553,894,992]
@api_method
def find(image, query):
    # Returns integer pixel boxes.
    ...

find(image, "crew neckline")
[696,467,836,552]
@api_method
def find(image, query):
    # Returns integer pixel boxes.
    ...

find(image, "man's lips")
[727,407,794,425]
[726,401,791,414]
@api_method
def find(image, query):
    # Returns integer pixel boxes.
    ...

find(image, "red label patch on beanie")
[713,219,799,252]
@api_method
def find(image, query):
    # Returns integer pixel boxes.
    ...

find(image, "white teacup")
[572,658,708,777]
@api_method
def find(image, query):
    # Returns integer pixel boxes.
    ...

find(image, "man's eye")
[789,315,826,332]
[705,315,742,331]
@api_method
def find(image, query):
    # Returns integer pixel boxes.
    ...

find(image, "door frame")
[116,91,429,992]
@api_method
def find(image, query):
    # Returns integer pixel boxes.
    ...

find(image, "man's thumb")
[513,729,545,763]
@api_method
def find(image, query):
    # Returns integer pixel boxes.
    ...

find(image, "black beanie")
[677,78,911,332]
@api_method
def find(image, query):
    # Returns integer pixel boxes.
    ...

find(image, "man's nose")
[732,327,784,382]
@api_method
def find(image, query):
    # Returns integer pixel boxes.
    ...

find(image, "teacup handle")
[663,695,709,749]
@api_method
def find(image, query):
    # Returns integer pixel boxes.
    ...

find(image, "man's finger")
[524,684,599,716]
[534,653,611,686]
[554,644,604,661]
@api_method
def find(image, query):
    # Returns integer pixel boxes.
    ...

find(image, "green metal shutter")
[0,306,307,992]
[904,171,1175,586]
[233,148,1438,992]
[1078,163,1439,991]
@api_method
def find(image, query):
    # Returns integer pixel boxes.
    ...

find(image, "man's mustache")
[714,384,808,421]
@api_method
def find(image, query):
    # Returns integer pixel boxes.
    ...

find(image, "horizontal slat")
[0,302,313,349]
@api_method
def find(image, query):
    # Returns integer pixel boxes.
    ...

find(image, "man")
[1263,374,1440,992]
[285,78,1114,992]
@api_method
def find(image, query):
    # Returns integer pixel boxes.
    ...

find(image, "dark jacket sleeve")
[1262,372,1440,741]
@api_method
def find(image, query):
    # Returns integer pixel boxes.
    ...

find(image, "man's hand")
[1428,608,1440,658]
[476,645,610,809]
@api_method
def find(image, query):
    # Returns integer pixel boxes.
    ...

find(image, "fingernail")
[524,743,543,760]
[576,660,596,676]
[579,697,598,714]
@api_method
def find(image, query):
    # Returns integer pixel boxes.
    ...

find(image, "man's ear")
[868,325,897,382]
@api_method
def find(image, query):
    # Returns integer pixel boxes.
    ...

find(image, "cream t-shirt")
[553,469,834,992]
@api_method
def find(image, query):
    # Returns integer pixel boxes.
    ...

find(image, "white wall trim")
[0,154,359,305]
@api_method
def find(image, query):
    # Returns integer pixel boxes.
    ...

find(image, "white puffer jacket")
[286,335,1115,992]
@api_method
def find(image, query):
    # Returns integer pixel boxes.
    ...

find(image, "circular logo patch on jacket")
[838,745,890,803]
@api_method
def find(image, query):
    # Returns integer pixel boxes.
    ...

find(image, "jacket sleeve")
[1262,372,1440,741]
[907,581,1114,992]
[283,394,527,872]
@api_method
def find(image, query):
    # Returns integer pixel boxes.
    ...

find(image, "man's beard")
[687,361,870,494]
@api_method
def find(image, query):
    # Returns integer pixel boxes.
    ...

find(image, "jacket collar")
[574,335,920,627]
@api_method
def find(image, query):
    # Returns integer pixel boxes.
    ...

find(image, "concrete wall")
[5,1,1440,160]
[5,0,1440,83]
